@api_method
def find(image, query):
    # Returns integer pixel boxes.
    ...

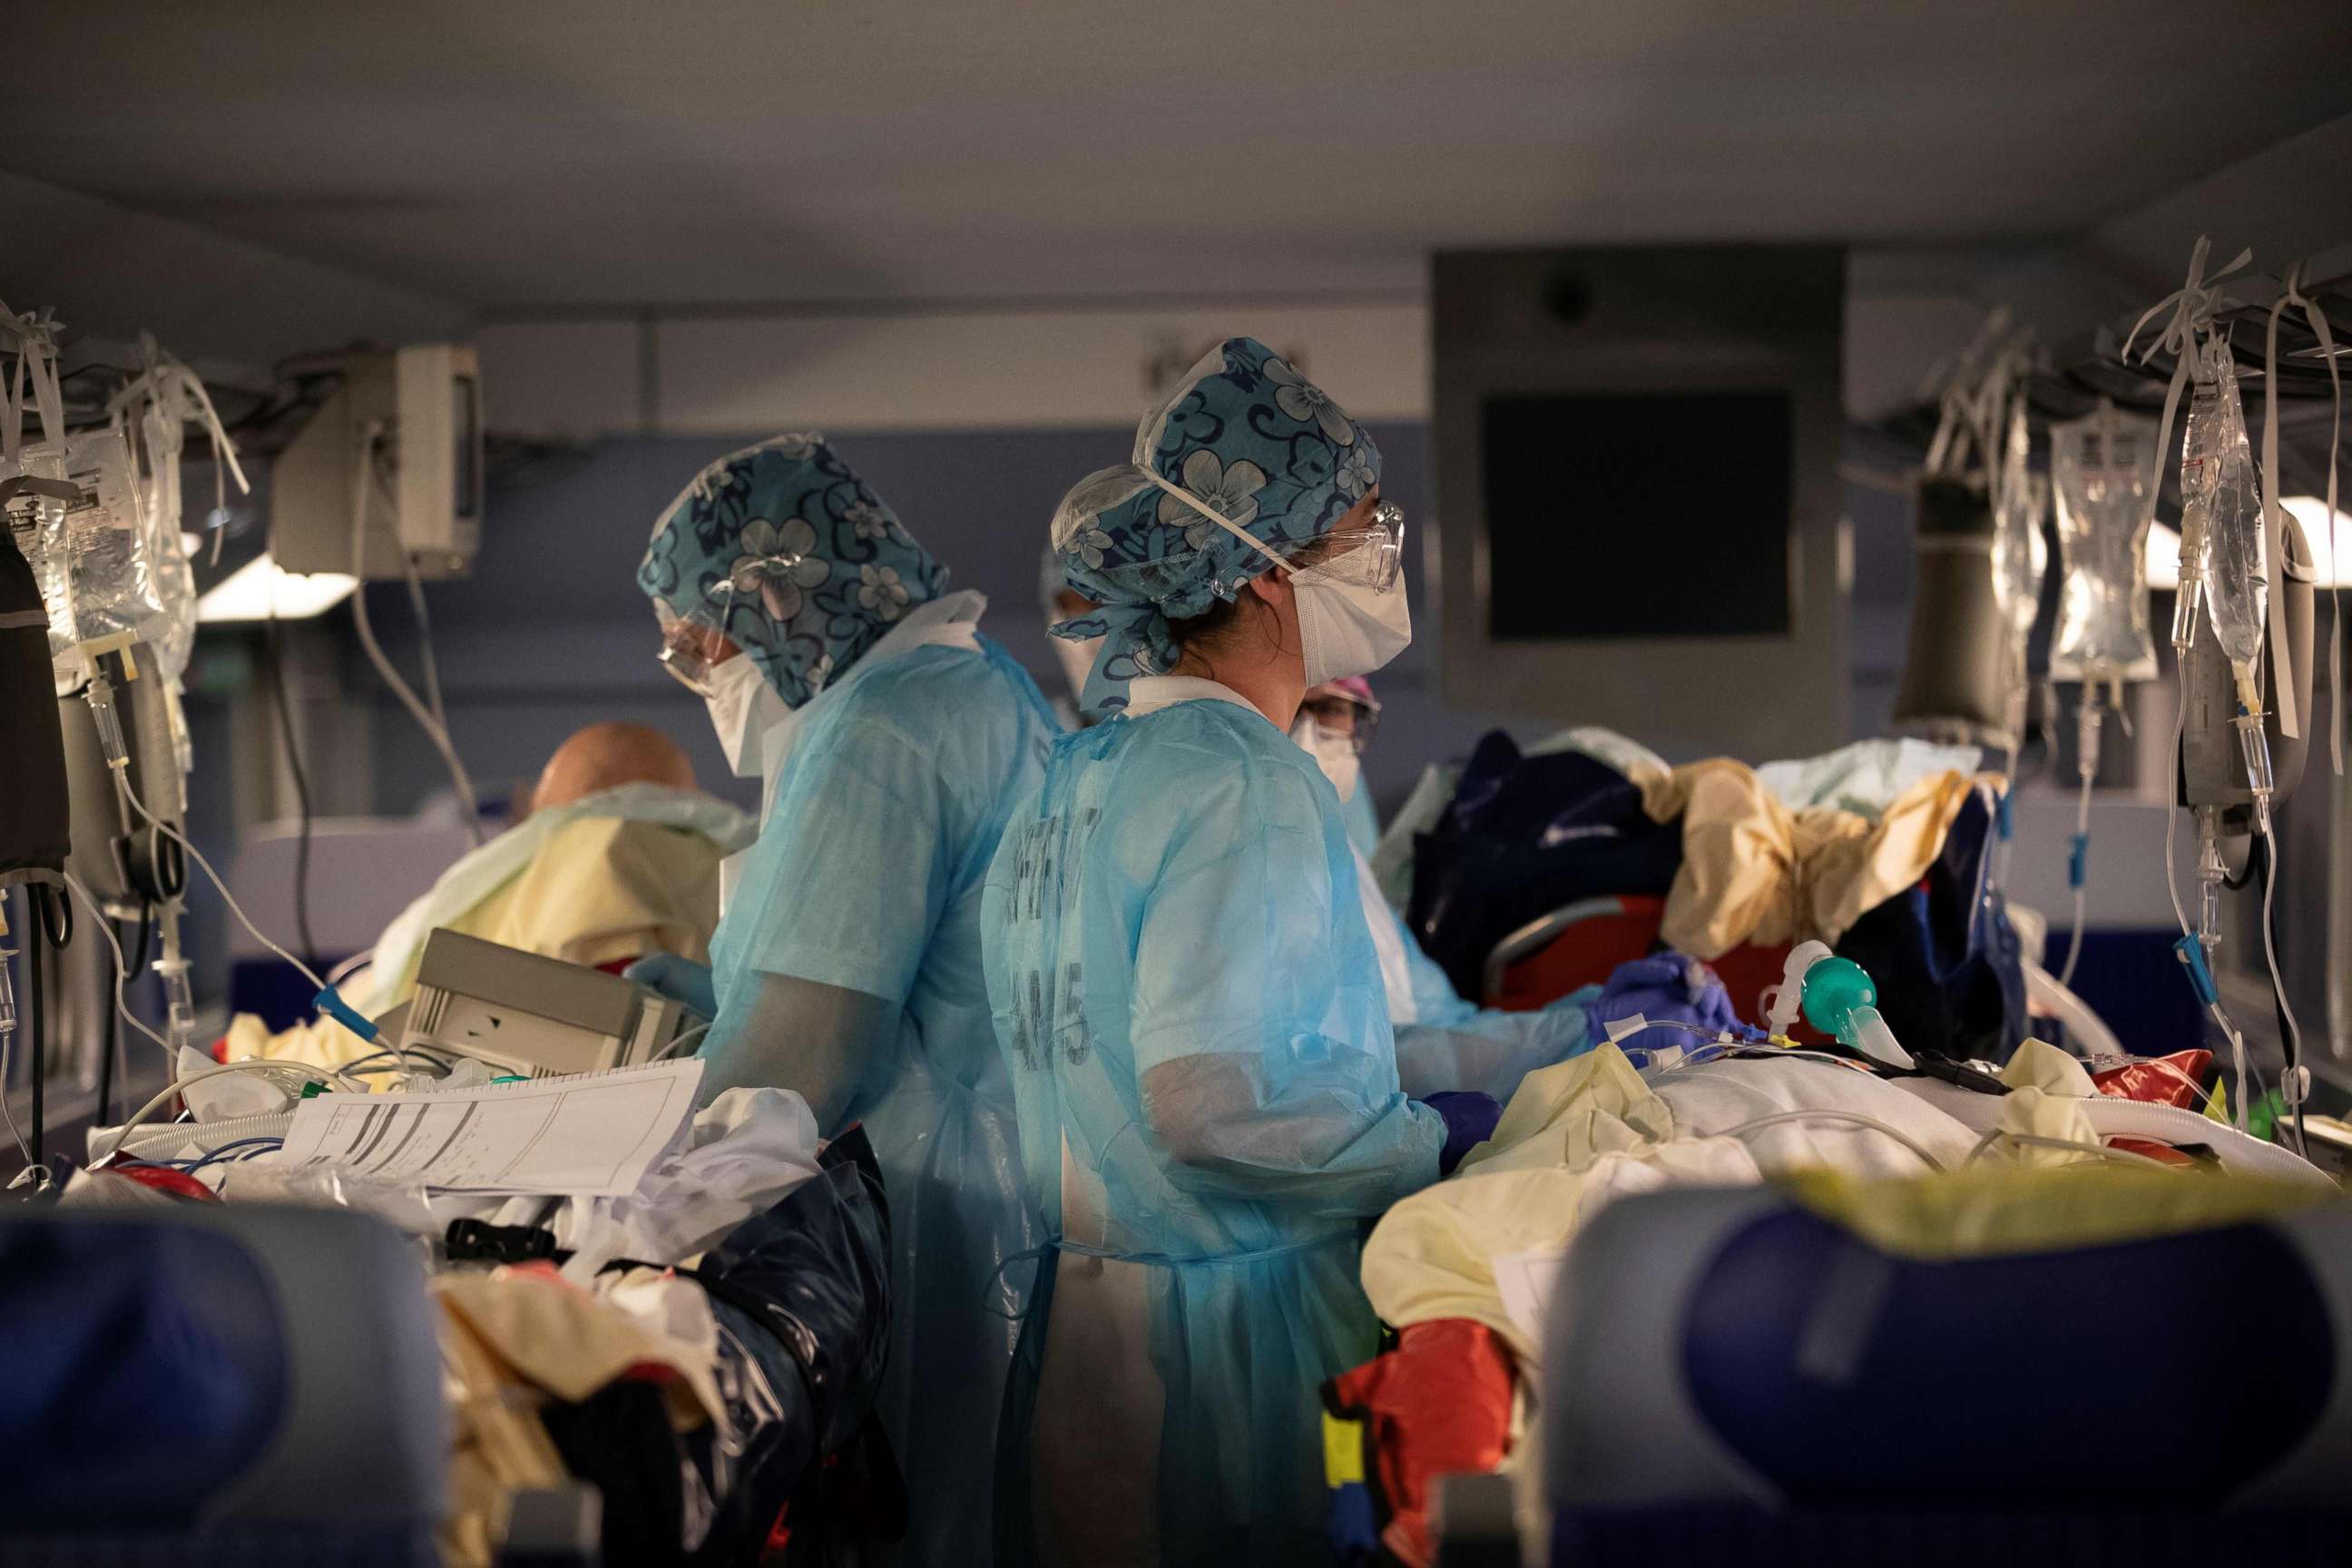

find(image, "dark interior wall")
[358,420,1543,823]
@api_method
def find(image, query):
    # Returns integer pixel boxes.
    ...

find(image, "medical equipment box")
[397,928,694,1078]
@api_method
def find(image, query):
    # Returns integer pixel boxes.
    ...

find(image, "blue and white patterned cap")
[1047,338,1379,712]
[638,433,947,707]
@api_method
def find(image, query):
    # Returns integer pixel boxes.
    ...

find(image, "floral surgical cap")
[638,433,947,707]
[1048,338,1379,712]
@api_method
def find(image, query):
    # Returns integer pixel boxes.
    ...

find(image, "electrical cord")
[348,421,485,845]
[261,612,321,975]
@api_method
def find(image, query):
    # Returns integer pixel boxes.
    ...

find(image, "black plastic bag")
[546,1127,899,1567]
[1406,731,1682,998]
[1833,789,2026,1063]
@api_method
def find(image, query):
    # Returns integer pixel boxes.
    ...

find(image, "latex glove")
[623,953,717,1020]
[1423,1090,1504,1175]
[1585,953,1739,1054]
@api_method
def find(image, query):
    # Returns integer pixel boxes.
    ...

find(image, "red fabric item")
[2092,1050,2215,1111]
[2106,1138,2198,1168]
[1486,897,1656,1011]
[1484,894,1812,1041]
[106,1165,221,1202]
[1324,1319,1516,1568]
[593,956,642,977]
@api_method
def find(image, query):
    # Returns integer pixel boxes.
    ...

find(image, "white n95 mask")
[1050,633,1103,708]
[1290,713,1361,802]
[1294,571,1411,687]
[702,655,790,778]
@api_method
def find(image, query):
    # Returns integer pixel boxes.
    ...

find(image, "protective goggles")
[655,612,735,698]
[1136,464,1406,593]
[1298,687,1381,751]
[1279,501,1406,591]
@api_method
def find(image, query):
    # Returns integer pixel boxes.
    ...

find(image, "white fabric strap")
[2266,261,2344,769]
[1129,464,1295,578]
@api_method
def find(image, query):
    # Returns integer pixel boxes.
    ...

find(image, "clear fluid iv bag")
[1,443,78,667]
[2191,340,2269,690]
[57,424,171,652]
[2050,405,2160,684]
[2173,346,2225,650]
[1990,401,2049,654]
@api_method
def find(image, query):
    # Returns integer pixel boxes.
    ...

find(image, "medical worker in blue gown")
[983,339,1502,1566]
[630,433,1058,1561]
[1290,678,1602,1102]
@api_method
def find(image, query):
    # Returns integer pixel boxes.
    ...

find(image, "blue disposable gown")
[983,687,1445,1564]
[1339,774,1381,859]
[703,631,1058,1561]
[1358,854,1601,1102]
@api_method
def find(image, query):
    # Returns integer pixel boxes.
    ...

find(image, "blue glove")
[1584,953,1739,1054]
[623,953,717,1021]
[1424,1091,1504,1175]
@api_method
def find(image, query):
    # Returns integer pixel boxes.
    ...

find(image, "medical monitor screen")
[1480,389,1792,640]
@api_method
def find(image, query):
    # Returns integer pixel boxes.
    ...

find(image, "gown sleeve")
[698,698,955,1123]
[1389,908,1599,1102]
[1129,762,1442,1217]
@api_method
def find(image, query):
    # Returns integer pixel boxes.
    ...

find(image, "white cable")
[91,689,406,1072]
[325,947,375,987]
[113,772,322,993]
[96,1061,339,1166]
[348,422,485,845]
[2162,697,2191,940]
[1710,1109,1949,1173]
[655,1020,713,1062]
[0,1024,44,1190]
[2258,821,2308,1155]
[57,872,172,1058]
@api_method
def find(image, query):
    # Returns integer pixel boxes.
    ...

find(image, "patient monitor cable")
[348,420,486,847]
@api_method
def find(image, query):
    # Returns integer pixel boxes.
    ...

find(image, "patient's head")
[527,722,696,814]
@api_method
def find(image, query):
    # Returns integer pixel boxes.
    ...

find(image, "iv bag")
[2049,407,2159,684]
[1990,404,2049,651]
[2189,341,2268,680]
[56,425,172,652]
[1,443,79,666]
[132,400,200,684]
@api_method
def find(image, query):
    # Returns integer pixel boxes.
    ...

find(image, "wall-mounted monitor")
[1432,245,1847,757]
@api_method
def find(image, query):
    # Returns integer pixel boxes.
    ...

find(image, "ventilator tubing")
[2074,1096,2329,1188]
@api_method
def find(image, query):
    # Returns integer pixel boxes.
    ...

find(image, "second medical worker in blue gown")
[632,434,1056,1561]
[984,339,1502,1566]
